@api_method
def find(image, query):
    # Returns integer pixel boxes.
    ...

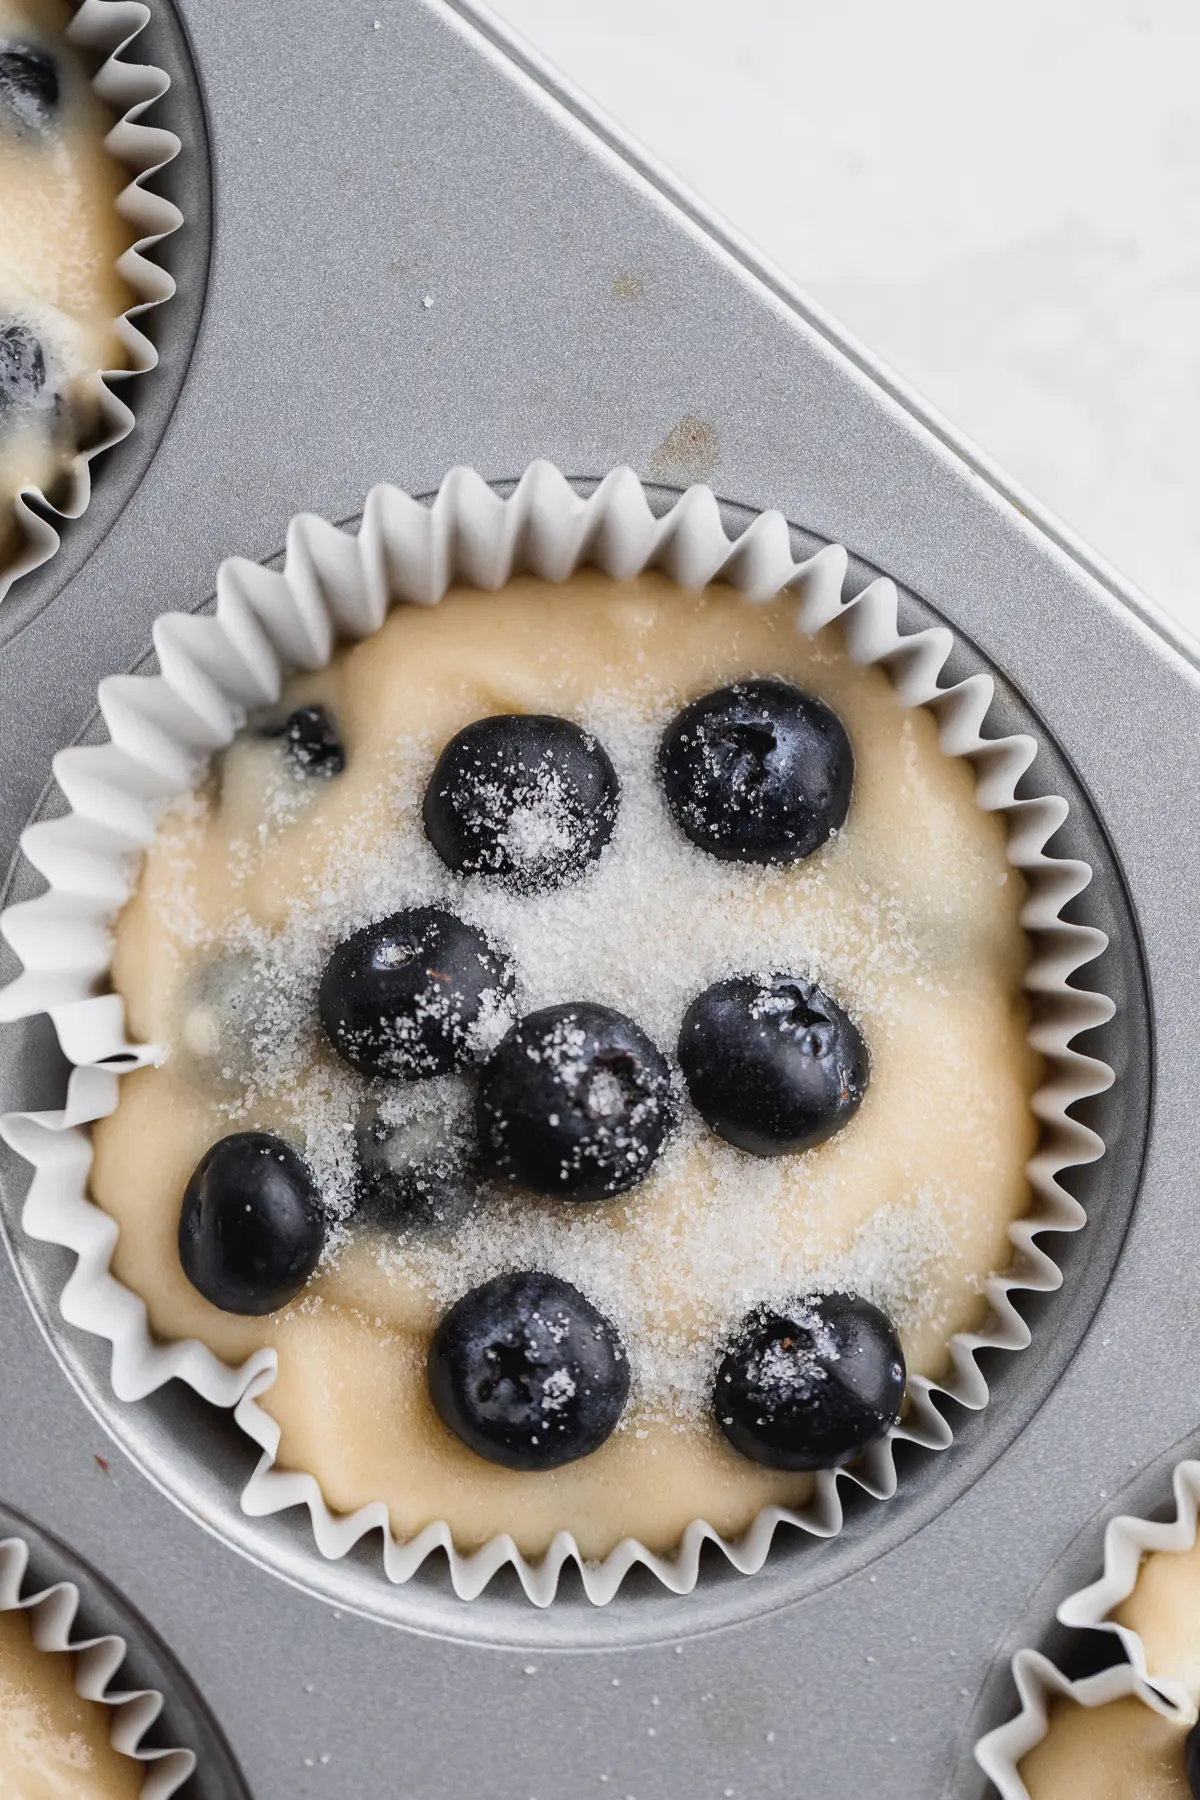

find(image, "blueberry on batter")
[477,1001,675,1201]
[716,1292,905,1471]
[178,1131,325,1316]
[658,677,852,864]
[678,973,868,1157]
[424,713,619,893]
[429,1271,629,1470]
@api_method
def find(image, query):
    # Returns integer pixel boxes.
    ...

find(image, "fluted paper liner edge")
[975,1458,1200,1795]
[0,1533,195,1797]
[0,462,1115,1604]
[0,0,182,601]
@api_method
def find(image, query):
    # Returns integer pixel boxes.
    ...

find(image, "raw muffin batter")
[1021,1538,1200,1797]
[0,1605,141,1799]
[91,571,1040,1559]
[1020,1695,1191,1799]
[0,0,134,570]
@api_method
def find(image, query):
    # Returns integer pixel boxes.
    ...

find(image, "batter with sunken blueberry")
[89,568,1039,1559]
[0,0,135,572]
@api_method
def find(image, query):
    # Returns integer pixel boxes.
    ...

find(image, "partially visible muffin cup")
[0,0,182,601]
[975,1654,1186,1799]
[0,461,1116,1603]
[0,1530,195,1796]
[975,1459,1200,1794]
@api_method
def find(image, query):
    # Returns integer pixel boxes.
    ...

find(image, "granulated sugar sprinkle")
[152,688,988,1425]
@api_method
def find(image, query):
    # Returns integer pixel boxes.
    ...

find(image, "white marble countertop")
[496,0,1200,638]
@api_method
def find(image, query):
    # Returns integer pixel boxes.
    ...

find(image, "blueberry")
[428,1271,630,1470]
[319,906,513,1080]
[0,323,46,414]
[0,45,58,134]
[1186,1717,1200,1798]
[355,1093,475,1233]
[423,714,619,893]
[658,677,853,864]
[178,1131,324,1316]
[261,703,345,778]
[477,1002,675,1201]
[678,974,868,1156]
[716,1292,905,1470]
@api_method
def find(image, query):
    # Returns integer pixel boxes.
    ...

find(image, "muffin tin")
[0,0,1196,1795]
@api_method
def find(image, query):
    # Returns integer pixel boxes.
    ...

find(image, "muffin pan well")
[0,1497,249,1799]
[0,472,1128,1611]
[0,475,1142,1622]
[0,0,1197,1795]
[0,0,208,626]
[961,1429,1200,1797]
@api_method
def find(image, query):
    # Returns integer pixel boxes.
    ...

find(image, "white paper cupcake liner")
[0,461,1115,1605]
[0,0,182,602]
[0,1532,195,1796]
[974,1460,1200,1792]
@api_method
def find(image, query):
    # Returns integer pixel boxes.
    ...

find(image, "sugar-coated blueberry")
[716,1292,905,1470]
[423,713,619,893]
[428,1270,630,1470]
[477,1001,675,1202]
[658,677,853,864]
[1185,1717,1200,1798]
[178,1131,324,1316]
[355,1095,475,1233]
[0,45,58,133]
[678,973,868,1156]
[0,322,46,414]
[319,906,514,1080]
[262,703,345,777]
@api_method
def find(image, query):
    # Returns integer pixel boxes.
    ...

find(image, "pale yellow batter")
[1020,1695,1190,1799]
[0,0,134,568]
[1115,1537,1200,1701]
[91,572,1039,1559]
[1020,1535,1200,1796]
[0,1606,142,1799]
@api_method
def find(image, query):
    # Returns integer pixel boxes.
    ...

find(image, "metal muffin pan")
[0,0,1197,1794]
